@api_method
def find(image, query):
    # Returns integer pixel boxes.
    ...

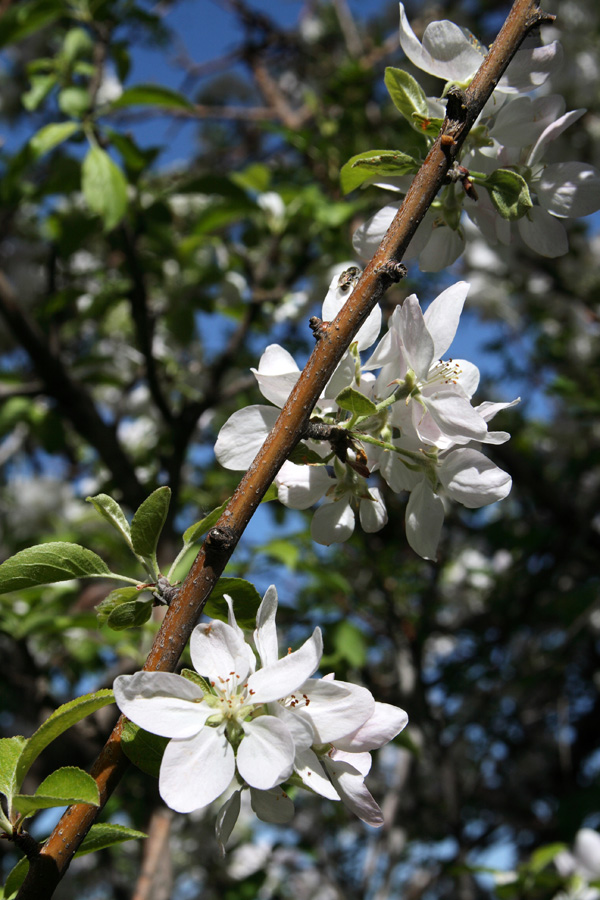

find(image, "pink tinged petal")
[418,223,465,272]
[214,405,278,470]
[254,584,279,668]
[518,207,568,257]
[250,787,295,824]
[334,702,409,752]
[423,281,469,359]
[248,627,323,702]
[294,747,340,800]
[190,620,251,684]
[527,108,586,167]
[537,162,600,218]
[405,480,444,561]
[311,498,355,545]
[359,488,387,533]
[324,755,383,827]
[275,461,332,509]
[297,678,375,743]
[238,716,295,789]
[440,448,512,508]
[215,789,241,853]
[113,672,209,739]
[424,391,488,443]
[400,295,434,380]
[502,41,562,92]
[159,725,235,813]
[352,203,400,260]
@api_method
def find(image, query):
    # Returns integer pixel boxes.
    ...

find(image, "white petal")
[440,448,512,508]
[418,224,465,272]
[334,701,409,752]
[275,461,332,509]
[518,206,568,257]
[573,829,600,878]
[159,725,235,813]
[254,584,279,668]
[269,702,315,751]
[325,350,356,397]
[324,754,383,827]
[296,678,375,743]
[294,747,340,800]
[322,272,381,351]
[310,498,355,545]
[238,716,295,789]
[399,3,483,82]
[475,398,520,423]
[352,203,400,259]
[359,488,387,533]
[214,406,278,470]
[423,281,469,359]
[405,480,445,560]
[400,295,434,380]
[252,344,300,407]
[502,40,562,92]
[256,343,299,377]
[248,627,323,702]
[250,786,295,824]
[424,390,488,443]
[114,672,209,738]
[215,789,241,853]
[379,451,422,493]
[537,162,600,218]
[527,108,586,167]
[190,620,251,684]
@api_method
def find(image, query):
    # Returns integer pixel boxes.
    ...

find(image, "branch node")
[205,525,237,553]
[309,316,330,341]
[374,260,407,285]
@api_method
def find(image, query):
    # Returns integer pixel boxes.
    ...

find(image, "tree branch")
[16,2,553,896]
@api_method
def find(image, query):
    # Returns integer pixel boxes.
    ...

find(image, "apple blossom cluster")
[349,4,600,271]
[114,586,408,848]
[553,829,600,900]
[215,269,517,560]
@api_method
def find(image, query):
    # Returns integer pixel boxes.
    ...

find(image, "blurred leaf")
[96,586,142,625]
[333,620,367,667]
[58,86,90,118]
[3,858,29,900]
[204,577,262,629]
[22,73,57,111]
[75,823,147,856]
[121,720,168,778]
[110,84,193,111]
[131,487,171,560]
[0,736,27,801]
[0,542,111,594]
[81,145,128,231]
[0,0,63,48]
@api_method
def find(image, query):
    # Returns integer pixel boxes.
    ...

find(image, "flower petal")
[518,206,568,257]
[190,620,252,684]
[296,678,375,743]
[214,405,278,470]
[248,627,323,702]
[276,461,332,509]
[440,448,512,508]
[159,725,235,813]
[399,3,483,83]
[424,390,488,443]
[423,281,469,359]
[250,787,295,824]
[400,295,434,380]
[334,702,409,752]
[537,162,600,218]
[405,480,445,560]
[215,789,241,853]
[324,754,383,827]
[238,716,295,789]
[310,498,356,545]
[114,671,209,738]
[359,488,388,533]
[294,747,340,800]
[252,344,300,407]
[254,584,279,668]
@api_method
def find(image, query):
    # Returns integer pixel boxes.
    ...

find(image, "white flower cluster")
[215,270,517,560]
[554,829,600,900]
[114,586,407,848]
[352,4,600,270]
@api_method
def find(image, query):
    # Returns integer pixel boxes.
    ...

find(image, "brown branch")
[0,272,146,509]
[16,2,553,896]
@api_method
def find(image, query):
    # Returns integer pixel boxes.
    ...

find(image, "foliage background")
[1,0,599,897]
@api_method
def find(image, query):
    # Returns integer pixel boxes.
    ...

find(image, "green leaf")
[261,483,279,503]
[204,577,262,630]
[75,822,147,857]
[0,542,111,594]
[333,620,367,667]
[335,386,378,416]
[110,84,193,111]
[106,598,153,631]
[15,690,115,789]
[0,0,63,49]
[86,493,132,546]
[22,73,57,111]
[0,736,27,802]
[131,487,171,560]
[481,168,533,220]
[13,767,100,816]
[29,122,80,158]
[3,857,29,900]
[121,720,168,778]
[411,112,445,137]
[58,86,90,117]
[384,67,428,124]
[96,586,141,625]
[340,149,419,194]
[181,668,212,694]
[287,442,326,465]
[81,145,128,231]
[183,499,229,545]
[529,843,567,874]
